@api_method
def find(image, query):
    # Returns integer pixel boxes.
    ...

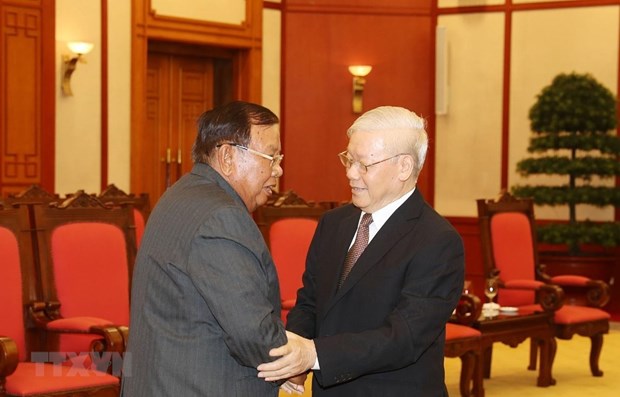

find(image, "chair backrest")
[32,191,136,326]
[0,202,37,361]
[270,218,318,302]
[98,184,150,248]
[477,191,538,307]
[254,189,331,247]
[5,184,60,206]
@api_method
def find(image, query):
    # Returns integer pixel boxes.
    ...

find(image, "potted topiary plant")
[511,72,619,282]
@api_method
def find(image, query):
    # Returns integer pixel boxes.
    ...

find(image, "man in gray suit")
[121,101,299,396]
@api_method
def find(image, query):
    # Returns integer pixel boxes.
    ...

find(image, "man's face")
[345,130,403,214]
[232,124,282,212]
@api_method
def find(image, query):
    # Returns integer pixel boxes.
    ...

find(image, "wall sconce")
[348,65,372,114]
[61,41,94,96]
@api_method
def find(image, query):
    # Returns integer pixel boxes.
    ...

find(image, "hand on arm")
[257,331,316,381]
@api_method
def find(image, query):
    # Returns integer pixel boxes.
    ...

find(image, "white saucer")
[500,306,518,313]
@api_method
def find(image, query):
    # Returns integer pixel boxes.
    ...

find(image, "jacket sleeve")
[187,206,287,368]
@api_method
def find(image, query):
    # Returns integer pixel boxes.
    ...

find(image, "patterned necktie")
[338,213,373,288]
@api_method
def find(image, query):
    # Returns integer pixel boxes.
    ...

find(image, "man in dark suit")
[257,106,465,396]
[121,101,298,396]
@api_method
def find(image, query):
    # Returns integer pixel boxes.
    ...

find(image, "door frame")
[130,0,264,195]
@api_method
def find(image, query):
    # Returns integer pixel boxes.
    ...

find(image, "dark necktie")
[338,213,373,288]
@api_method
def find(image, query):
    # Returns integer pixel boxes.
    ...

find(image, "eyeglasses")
[338,151,405,174]
[217,143,284,168]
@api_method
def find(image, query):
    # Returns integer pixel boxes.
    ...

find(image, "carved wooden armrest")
[550,275,610,308]
[537,284,564,312]
[0,336,19,388]
[453,293,482,326]
[501,279,564,312]
[46,317,125,355]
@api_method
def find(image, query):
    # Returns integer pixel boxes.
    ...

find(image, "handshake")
[257,331,317,395]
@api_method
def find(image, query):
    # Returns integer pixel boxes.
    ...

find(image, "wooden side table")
[475,309,556,387]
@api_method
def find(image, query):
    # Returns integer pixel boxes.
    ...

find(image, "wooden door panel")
[0,1,54,196]
[175,57,214,177]
[140,51,217,205]
[146,54,171,201]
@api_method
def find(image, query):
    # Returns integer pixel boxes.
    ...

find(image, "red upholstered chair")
[254,189,335,248]
[269,218,318,323]
[445,293,483,397]
[98,184,150,249]
[31,191,136,361]
[0,201,119,396]
[477,191,610,377]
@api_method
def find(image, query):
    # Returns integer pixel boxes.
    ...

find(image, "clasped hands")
[257,331,317,394]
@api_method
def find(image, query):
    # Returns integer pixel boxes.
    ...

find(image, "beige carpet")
[280,322,620,397]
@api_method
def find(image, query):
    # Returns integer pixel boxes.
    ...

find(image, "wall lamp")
[62,41,94,96]
[348,65,372,114]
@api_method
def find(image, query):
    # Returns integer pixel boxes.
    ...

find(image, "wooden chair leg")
[528,338,538,370]
[482,346,493,379]
[589,333,604,377]
[459,351,475,397]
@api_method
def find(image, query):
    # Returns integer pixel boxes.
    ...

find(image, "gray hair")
[347,106,428,176]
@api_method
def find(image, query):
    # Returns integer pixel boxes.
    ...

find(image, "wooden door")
[144,52,214,203]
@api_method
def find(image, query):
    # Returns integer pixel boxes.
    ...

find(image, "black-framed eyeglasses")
[338,151,405,174]
[217,143,284,168]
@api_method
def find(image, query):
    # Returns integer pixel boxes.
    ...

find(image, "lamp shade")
[67,42,94,55]
[348,65,372,77]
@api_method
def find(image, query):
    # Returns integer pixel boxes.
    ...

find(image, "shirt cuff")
[312,356,320,370]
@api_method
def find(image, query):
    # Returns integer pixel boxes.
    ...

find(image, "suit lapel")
[322,191,425,318]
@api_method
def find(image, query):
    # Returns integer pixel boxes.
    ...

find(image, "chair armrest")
[504,279,545,290]
[550,275,610,308]
[501,279,564,311]
[537,284,564,312]
[46,317,125,355]
[453,293,482,326]
[0,336,19,379]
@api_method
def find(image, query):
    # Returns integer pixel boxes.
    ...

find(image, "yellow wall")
[54,0,619,221]
[435,3,619,220]
[509,6,619,222]
[435,12,505,216]
[56,0,102,195]
[54,0,281,194]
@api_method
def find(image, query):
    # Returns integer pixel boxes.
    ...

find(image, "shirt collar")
[358,188,415,243]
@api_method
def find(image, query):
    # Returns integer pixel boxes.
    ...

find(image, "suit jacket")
[121,163,286,397]
[287,190,464,397]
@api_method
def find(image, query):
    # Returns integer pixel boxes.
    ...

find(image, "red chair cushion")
[6,362,118,395]
[51,222,130,325]
[46,317,115,332]
[0,226,27,361]
[554,305,611,325]
[446,323,481,340]
[551,275,590,286]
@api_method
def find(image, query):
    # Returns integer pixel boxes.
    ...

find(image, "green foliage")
[511,72,620,252]
[529,73,616,133]
[511,186,620,207]
[516,156,620,177]
[537,222,620,248]
[527,134,620,154]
